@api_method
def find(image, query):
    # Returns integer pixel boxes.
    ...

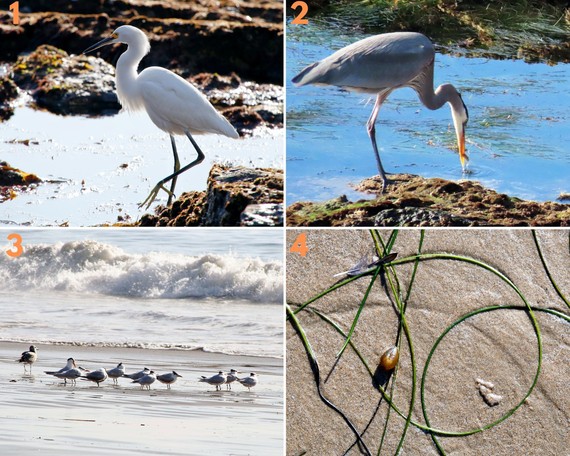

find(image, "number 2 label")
[291,1,309,25]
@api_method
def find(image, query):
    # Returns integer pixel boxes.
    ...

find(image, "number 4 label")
[289,232,308,257]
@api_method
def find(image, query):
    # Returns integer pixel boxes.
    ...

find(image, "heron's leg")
[366,91,391,191]
[167,134,181,206]
[139,131,205,209]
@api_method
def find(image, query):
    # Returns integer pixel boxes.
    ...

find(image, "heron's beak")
[458,127,467,169]
[83,35,117,55]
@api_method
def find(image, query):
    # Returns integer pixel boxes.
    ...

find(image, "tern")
[132,370,156,390]
[81,368,108,387]
[156,371,182,389]
[238,372,257,391]
[198,371,227,391]
[123,367,150,380]
[53,367,83,386]
[225,369,240,390]
[106,362,125,384]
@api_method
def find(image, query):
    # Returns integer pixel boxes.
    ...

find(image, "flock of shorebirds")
[17,345,258,391]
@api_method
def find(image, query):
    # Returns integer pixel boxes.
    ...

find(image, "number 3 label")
[291,1,309,25]
[6,233,23,258]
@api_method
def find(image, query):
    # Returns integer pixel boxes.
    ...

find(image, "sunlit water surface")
[1,108,283,226]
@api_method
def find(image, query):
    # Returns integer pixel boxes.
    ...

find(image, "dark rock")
[11,45,120,115]
[287,173,570,227]
[139,164,283,227]
[0,161,42,186]
[0,76,19,121]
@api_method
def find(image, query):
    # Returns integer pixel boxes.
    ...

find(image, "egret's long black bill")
[83,36,115,55]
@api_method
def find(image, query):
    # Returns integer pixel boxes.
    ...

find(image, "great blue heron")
[292,31,469,190]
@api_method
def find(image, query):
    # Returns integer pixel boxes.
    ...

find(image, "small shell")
[479,385,502,407]
[379,346,399,371]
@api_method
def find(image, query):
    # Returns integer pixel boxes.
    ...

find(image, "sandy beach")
[286,229,569,455]
[2,342,283,455]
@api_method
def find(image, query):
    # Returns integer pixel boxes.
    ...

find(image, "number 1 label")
[10,2,20,25]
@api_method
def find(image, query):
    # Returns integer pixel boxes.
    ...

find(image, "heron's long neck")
[115,41,148,111]
[420,83,461,112]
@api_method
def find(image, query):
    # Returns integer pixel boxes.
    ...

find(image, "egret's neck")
[115,41,148,111]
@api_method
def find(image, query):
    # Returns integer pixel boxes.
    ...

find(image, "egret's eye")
[111,33,118,39]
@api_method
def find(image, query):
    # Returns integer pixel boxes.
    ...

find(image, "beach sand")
[2,342,283,455]
[286,229,569,455]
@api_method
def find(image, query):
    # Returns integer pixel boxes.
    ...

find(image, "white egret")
[292,31,468,190]
[83,25,239,208]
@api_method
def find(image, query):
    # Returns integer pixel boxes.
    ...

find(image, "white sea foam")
[2,240,283,303]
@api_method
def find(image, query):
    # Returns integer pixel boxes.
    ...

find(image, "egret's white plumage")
[84,25,238,208]
[293,32,468,190]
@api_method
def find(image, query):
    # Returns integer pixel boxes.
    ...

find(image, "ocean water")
[287,21,570,203]
[0,228,283,358]
[0,108,283,226]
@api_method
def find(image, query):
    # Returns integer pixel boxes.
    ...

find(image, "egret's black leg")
[139,130,205,209]
[168,134,181,206]
[366,91,392,192]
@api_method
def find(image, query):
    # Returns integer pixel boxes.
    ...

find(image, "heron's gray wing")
[293,32,434,93]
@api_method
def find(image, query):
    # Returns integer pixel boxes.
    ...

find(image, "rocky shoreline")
[286,174,570,226]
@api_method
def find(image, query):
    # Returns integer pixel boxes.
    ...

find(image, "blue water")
[287,21,570,203]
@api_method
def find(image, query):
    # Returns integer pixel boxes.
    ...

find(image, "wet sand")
[1,342,283,455]
[286,229,569,455]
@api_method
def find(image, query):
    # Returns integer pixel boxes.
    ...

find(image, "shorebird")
[18,345,38,372]
[83,25,239,208]
[45,357,76,376]
[123,367,150,380]
[106,362,125,384]
[81,368,108,387]
[292,32,468,191]
[156,371,182,389]
[132,370,156,390]
[198,371,227,391]
[53,367,83,386]
[225,369,240,390]
[238,372,257,391]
